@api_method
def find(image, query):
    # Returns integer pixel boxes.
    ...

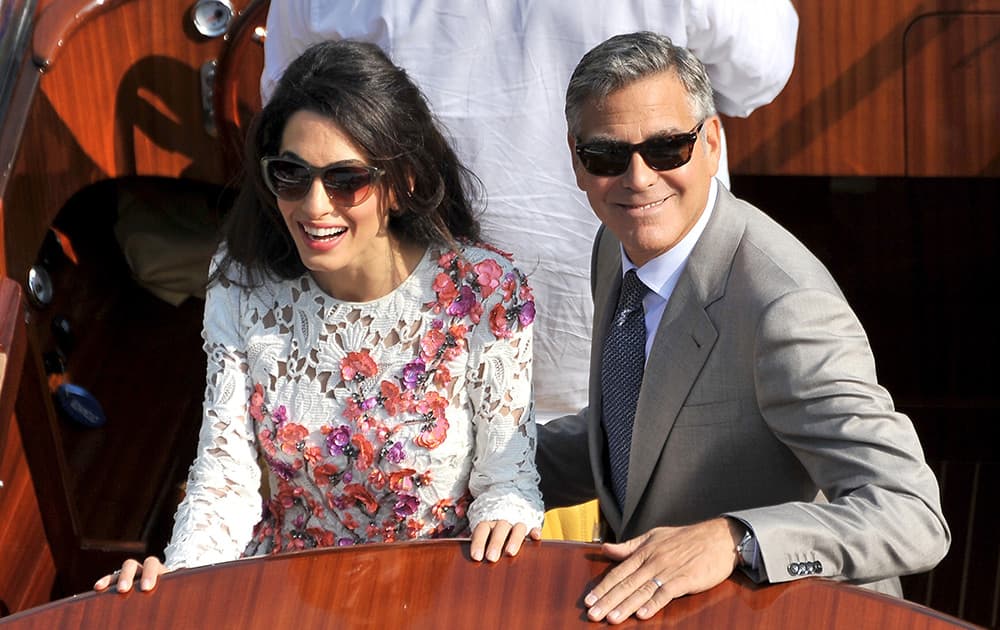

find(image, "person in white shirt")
[261,1,799,424]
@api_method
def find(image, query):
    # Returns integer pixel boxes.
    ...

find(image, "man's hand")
[584,517,743,624]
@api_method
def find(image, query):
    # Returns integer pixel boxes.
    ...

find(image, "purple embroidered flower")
[431,319,444,330]
[402,357,426,390]
[327,425,351,455]
[394,494,419,518]
[337,538,355,547]
[272,405,288,427]
[293,514,306,529]
[343,471,353,483]
[332,495,350,510]
[446,285,477,317]
[361,396,378,411]
[518,300,536,326]
[386,441,405,464]
[267,456,297,482]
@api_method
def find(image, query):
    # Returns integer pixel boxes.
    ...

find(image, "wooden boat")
[0,1,996,626]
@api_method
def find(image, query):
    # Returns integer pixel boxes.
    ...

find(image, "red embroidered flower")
[431,498,454,521]
[415,415,450,449]
[341,350,378,382]
[433,365,452,388]
[351,433,375,470]
[249,383,265,421]
[431,272,459,311]
[343,483,379,515]
[277,423,309,455]
[368,469,387,490]
[312,463,340,487]
[303,446,324,465]
[489,303,512,338]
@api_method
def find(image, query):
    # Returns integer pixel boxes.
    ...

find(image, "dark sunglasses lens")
[578,145,631,176]
[640,136,695,171]
[321,167,376,206]
[266,159,312,200]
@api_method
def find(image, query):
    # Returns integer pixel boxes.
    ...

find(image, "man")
[262,1,799,423]
[536,32,950,624]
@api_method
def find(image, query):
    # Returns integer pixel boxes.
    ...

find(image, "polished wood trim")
[0,412,57,616]
[32,0,132,70]
[0,541,981,629]
[0,279,25,455]
[723,0,1000,176]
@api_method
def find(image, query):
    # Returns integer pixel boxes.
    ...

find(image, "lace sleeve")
[163,271,263,569]
[465,259,544,529]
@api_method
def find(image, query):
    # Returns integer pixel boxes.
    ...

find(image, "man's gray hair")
[565,31,716,136]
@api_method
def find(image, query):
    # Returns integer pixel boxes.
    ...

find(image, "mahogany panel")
[0,541,979,629]
[0,411,57,616]
[723,0,1000,176]
[904,13,1000,176]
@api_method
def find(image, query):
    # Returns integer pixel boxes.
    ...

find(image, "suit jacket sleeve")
[725,288,950,584]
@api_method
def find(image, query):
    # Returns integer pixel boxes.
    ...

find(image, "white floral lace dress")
[163,244,543,569]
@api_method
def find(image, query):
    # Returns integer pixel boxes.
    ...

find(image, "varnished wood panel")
[905,13,1000,176]
[723,0,1000,176]
[0,541,980,629]
[0,415,57,617]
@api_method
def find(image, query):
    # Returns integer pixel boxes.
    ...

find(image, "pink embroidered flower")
[303,445,324,465]
[416,416,450,449]
[489,303,512,338]
[341,350,378,382]
[389,469,417,493]
[474,258,504,298]
[420,328,446,362]
[501,274,517,302]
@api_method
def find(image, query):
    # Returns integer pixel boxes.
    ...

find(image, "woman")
[96,40,543,593]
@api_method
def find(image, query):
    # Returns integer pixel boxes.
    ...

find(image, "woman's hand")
[93,556,171,593]
[470,520,536,562]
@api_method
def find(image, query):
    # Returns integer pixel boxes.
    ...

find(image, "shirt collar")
[621,177,718,300]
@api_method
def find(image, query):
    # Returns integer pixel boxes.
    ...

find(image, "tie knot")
[619,269,648,312]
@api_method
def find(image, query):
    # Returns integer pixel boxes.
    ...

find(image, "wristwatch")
[736,529,757,567]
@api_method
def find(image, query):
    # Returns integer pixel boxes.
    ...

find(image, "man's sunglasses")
[260,155,384,206]
[574,121,704,177]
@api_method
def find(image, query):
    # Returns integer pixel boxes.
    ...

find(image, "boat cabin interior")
[0,1,997,626]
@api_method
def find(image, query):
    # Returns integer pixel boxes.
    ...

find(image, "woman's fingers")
[93,557,167,593]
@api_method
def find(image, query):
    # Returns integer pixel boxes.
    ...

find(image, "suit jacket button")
[812,561,823,574]
[787,563,800,576]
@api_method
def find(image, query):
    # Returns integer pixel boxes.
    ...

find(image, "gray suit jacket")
[537,185,950,594]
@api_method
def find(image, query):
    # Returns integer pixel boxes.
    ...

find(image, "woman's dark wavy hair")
[213,39,483,286]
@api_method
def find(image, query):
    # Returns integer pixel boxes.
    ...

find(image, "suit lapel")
[618,186,747,528]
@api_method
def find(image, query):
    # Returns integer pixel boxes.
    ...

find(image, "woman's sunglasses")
[574,122,704,177]
[260,156,384,206]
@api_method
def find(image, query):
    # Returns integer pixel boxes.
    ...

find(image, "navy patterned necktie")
[601,269,649,510]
